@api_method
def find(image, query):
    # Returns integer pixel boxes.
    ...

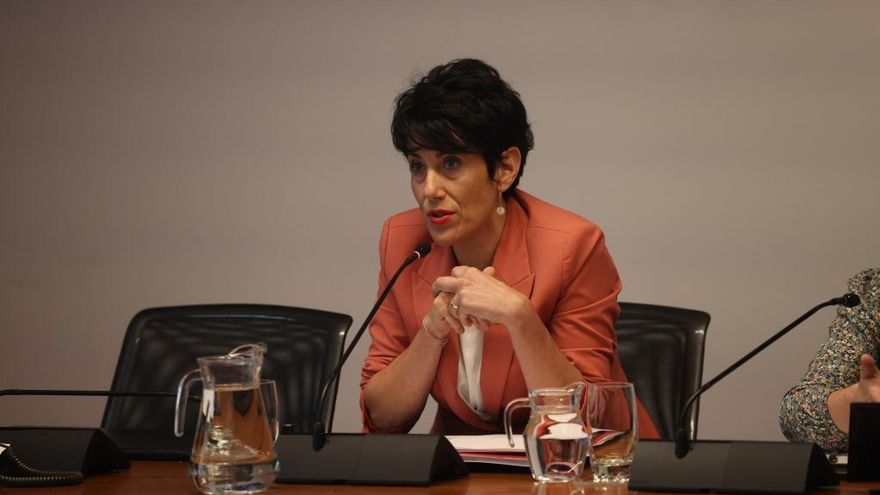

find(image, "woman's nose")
[423,169,445,199]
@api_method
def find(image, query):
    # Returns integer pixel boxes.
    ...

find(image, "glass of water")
[587,382,637,484]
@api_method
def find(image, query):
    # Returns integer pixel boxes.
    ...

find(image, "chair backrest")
[101,304,352,438]
[614,302,709,440]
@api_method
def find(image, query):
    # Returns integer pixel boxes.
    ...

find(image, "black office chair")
[615,302,710,441]
[101,304,352,459]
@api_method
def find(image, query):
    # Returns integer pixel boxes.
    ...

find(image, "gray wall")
[1,0,878,441]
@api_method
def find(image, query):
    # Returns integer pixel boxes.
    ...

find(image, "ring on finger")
[449,301,459,315]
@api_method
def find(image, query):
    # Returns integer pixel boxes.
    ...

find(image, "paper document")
[446,434,525,452]
[445,435,529,468]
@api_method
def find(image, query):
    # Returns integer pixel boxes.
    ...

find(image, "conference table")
[3,461,878,495]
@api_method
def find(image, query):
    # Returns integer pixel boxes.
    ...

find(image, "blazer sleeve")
[358,217,417,433]
[542,222,660,439]
[546,222,622,384]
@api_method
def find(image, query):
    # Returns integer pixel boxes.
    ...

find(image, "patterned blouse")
[779,268,880,452]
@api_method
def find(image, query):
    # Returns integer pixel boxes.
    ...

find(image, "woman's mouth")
[427,209,454,225]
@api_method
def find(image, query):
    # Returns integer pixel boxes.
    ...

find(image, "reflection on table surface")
[8,460,877,495]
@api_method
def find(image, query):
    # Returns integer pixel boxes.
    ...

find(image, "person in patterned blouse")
[779,268,880,452]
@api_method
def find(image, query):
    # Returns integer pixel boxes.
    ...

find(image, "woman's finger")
[433,276,464,295]
[445,313,465,334]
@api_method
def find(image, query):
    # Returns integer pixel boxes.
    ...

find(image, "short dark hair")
[391,58,534,198]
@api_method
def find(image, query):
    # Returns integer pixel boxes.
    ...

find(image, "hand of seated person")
[855,354,880,402]
[433,266,530,332]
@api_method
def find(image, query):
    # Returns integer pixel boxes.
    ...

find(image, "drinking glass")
[587,382,637,484]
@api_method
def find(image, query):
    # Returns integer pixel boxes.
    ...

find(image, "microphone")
[629,294,857,493]
[672,292,861,459]
[833,292,862,308]
[312,242,431,451]
[273,242,466,485]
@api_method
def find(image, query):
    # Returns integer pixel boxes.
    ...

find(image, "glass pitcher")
[174,343,278,495]
[504,382,590,482]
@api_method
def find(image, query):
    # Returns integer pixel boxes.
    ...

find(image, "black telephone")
[0,442,83,487]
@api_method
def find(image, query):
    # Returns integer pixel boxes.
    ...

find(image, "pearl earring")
[496,191,506,216]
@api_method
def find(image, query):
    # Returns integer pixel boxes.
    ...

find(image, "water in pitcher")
[190,385,278,495]
[524,412,590,482]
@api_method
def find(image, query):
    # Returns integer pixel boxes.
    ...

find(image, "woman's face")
[406,149,501,250]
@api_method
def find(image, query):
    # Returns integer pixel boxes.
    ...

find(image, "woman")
[359,58,659,437]
[780,268,880,452]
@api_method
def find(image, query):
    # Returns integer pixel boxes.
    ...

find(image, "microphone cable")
[0,443,83,487]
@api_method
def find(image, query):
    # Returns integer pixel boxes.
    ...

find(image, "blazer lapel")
[480,199,535,422]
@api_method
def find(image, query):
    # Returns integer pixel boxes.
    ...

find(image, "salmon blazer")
[360,190,659,438]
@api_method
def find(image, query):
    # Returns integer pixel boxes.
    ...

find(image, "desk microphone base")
[275,433,468,485]
[630,440,837,494]
[0,427,130,475]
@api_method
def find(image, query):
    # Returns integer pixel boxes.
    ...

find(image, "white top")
[456,325,490,421]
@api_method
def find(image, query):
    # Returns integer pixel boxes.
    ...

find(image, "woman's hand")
[424,289,465,338]
[433,264,583,390]
[828,353,880,433]
[855,354,880,402]
[432,266,531,331]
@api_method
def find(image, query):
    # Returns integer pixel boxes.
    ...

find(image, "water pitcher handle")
[503,397,530,448]
[174,368,201,437]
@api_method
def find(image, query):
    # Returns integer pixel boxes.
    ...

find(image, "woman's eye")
[409,161,426,175]
[442,157,461,170]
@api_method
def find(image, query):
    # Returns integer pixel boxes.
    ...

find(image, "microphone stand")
[674,294,860,458]
[274,244,468,486]
[0,389,181,478]
[0,389,178,398]
[1,388,202,465]
[630,294,858,494]
[311,245,429,451]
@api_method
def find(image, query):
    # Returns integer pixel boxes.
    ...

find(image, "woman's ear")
[495,147,521,191]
